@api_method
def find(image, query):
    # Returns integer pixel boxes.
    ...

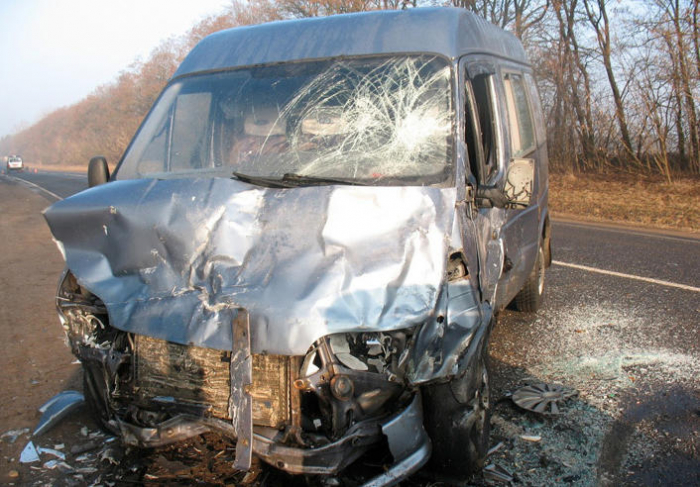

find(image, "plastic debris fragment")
[487,441,504,457]
[38,390,83,414]
[512,383,578,415]
[37,447,66,460]
[0,427,29,443]
[34,390,85,436]
[43,459,75,472]
[20,441,40,463]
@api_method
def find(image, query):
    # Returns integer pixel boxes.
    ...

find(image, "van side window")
[170,93,212,171]
[470,74,498,183]
[502,72,535,157]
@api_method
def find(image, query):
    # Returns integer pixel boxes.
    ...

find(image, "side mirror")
[88,156,110,187]
[474,159,535,209]
[504,158,535,207]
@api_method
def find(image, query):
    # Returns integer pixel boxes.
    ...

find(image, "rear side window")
[503,72,535,157]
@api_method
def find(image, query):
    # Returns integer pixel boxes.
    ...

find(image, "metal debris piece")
[483,463,513,483]
[230,309,253,471]
[34,391,85,436]
[71,439,102,455]
[20,441,40,463]
[512,383,578,415]
[99,444,123,466]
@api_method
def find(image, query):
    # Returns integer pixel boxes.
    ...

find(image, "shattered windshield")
[115,55,454,186]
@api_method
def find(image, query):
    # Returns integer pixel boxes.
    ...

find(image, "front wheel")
[82,364,117,433]
[514,244,545,312]
[422,354,491,479]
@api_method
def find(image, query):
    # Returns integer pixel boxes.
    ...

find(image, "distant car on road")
[7,155,23,172]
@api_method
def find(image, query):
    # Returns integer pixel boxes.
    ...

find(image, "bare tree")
[582,0,634,159]
[655,0,699,172]
[451,0,549,40]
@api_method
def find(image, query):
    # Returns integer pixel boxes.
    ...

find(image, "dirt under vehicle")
[43,8,550,485]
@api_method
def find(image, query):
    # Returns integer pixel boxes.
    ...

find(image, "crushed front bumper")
[116,393,430,485]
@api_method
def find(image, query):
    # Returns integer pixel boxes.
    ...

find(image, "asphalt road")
[2,169,699,485]
[3,169,87,201]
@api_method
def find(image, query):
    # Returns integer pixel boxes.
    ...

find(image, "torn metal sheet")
[231,309,253,471]
[44,179,455,357]
[34,391,85,436]
[512,383,578,415]
[474,209,507,306]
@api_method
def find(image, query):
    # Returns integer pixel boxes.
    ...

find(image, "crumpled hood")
[44,178,456,355]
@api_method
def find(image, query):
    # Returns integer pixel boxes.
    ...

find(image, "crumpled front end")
[46,178,486,483]
[57,269,431,481]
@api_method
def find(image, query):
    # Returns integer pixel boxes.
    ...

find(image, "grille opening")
[134,335,294,428]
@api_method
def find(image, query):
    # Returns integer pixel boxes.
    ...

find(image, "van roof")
[174,7,527,78]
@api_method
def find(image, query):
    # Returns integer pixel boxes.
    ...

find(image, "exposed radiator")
[134,335,292,428]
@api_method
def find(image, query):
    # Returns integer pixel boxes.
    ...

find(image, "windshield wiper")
[232,171,367,188]
[282,173,367,186]
[231,171,295,188]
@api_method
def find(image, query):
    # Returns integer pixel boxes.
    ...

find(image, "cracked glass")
[116,55,454,186]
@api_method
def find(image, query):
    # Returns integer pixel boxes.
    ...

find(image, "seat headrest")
[301,108,346,136]
[244,106,286,136]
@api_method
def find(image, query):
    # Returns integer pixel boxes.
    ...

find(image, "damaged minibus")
[44,7,550,485]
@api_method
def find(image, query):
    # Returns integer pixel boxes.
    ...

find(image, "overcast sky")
[0,0,231,138]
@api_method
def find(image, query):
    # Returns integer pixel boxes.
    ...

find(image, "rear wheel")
[422,354,491,479]
[514,244,545,312]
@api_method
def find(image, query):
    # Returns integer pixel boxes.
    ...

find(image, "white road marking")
[9,176,64,201]
[553,260,700,293]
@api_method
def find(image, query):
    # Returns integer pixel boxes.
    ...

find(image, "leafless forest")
[2,0,699,181]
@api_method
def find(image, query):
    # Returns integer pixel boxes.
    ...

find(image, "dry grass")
[549,172,700,233]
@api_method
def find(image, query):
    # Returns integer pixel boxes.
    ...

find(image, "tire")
[422,354,491,479]
[514,244,545,312]
[82,364,117,433]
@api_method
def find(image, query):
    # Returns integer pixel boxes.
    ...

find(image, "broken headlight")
[56,270,113,351]
[294,330,414,441]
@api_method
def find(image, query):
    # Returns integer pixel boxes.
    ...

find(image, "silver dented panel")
[44,178,456,356]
